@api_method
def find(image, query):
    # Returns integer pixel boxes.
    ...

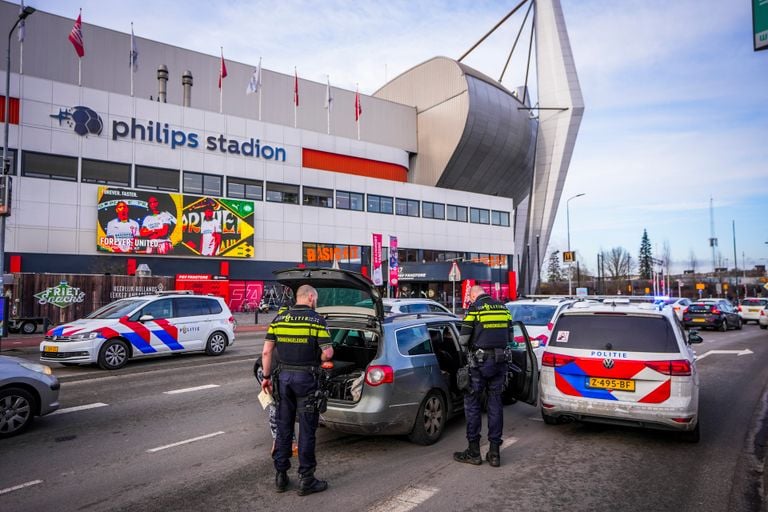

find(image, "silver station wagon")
[273,268,539,445]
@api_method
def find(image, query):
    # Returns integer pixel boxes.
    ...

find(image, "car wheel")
[0,387,37,438]
[761,324,767,330]
[541,410,559,425]
[408,391,446,445]
[680,421,700,443]
[205,331,228,356]
[20,321,36,335]
[719,320,728,332]
[98,338,129,370]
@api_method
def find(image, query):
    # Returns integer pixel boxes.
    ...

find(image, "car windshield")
[552,314,680,353]
[86,299,147,319]
[742,299,767,306]
[506,304,557,326]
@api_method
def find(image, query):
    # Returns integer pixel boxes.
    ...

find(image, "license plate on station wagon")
[692,318,706,323]
[587,377,635,392]
[43,346,58,353]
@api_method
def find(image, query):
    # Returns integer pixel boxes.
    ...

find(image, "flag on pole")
[218,48,228,89]
[130,25,138,71]
[324,76,333,110]
[18,0,26,42]
[355,86,363,121]
[246,58,262,94]
[69,10,85,58]
[293,68,299,106]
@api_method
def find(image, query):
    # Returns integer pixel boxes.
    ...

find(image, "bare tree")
[662,240,671,273]
[605,247,631,279]
[689,250,697,274]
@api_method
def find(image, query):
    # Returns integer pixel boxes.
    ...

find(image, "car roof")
[506,298,575,306]
[383,298,442,304]
[114,293,223,300]
[560,300,669,318]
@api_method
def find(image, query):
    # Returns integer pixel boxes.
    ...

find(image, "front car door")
[505,321,539,405]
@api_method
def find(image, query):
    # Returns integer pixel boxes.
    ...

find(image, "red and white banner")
[294,68,299,106]
[461,279,476,310]
[69,10,85,58]
[372,233,383,286]
[355,87,362,121]
[388,236,398,286]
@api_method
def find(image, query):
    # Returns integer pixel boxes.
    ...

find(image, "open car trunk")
[323,325,380,403]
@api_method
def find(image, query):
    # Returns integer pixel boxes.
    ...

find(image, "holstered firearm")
[302,368,330,414]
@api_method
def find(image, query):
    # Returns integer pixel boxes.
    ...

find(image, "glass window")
[303,186,334,208]
[266,182,299,204]
[0,148,18,175]
[174,297,219,317]
[492,210,510,227]
[22,151,77,181]
[140,298,173,320]
[396,325,433,356]
[227,177,263,200]
[367,194,393,214]
[183,171,222,196]
[447,204,468,222]
[470,207,490,224]
[422,201,445,220]
[136,165,179,192]
[396,198,420,217]
[552,316,681,353]
[506,304,557,326]
[81,158,131,186]
[336,191,364,211]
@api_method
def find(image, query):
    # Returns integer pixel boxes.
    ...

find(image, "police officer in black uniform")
[453,285,512,467]
[261,284,334,495]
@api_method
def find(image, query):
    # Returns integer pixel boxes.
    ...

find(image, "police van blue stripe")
[152,329,184,351]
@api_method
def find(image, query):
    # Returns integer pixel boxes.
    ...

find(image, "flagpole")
[19,42,23,75]
[78,59,82,87]
[326,75,330,135]
[293,66,297,129]
[130,22,134,97]
[258,57,262,121]
[219,46,223,114]
[356,83,360,141]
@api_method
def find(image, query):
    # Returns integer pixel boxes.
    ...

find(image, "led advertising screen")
[97,186,254,258]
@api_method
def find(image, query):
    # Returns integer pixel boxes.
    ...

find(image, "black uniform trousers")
[464,358,507,445]
[274,369,319,476]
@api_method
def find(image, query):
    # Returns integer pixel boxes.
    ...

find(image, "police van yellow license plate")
[587,377,635,392]
[43,346,58,353]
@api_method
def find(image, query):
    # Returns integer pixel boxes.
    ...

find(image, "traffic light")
[0,175,12,216]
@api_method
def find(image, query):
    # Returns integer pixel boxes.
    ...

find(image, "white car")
[382,298,455,316]
[654,297,692,321]
[40,292,235,370]
[506,298,576,366]
[760,309,768,330]
[738,298,768,324]
[539,299,701,442]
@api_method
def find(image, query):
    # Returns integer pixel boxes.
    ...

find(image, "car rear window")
[742,299,767,306]
[506,304,557,326]
[688,303,713,313]
[552,314,680,353]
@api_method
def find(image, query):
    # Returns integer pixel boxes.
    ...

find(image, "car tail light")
[645,359,691,376]
[672,417,694,424]
[683,307,690,315]
[761,310,766,317]
[710,307,721,315]
[737,305,742,312]
[365,365,394,386]
[542,352,577,367]
[228,316,235,324]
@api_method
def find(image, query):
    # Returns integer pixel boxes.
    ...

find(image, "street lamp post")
[566,193,586,296]
[2,6,35,340]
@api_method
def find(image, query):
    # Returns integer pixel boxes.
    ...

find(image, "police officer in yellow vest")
[453,285,512,467]
[261,284,334,495]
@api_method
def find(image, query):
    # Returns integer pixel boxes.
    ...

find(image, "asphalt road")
[1,326,767,512]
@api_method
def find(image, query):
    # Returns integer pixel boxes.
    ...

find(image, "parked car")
[382,298,455,316]
[539,299,702,442]
[738,298,768,325]
[759,309,768,330]
[505,298,576,367]
[682,299,742,331]
[654,297,693,321]
[270,267,538,445]
[1,356,60,438]
[40,291,236,370]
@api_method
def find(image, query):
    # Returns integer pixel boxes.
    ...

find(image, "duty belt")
[278,363,318,373]
[472,348,506,363]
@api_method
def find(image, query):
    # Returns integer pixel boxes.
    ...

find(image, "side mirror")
[139,314,155,322]
[687,330,703,344]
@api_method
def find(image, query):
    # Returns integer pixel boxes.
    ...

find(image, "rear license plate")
[749,308,759,312]
[588,377,635,392]
[692,318,706,323]
[43,346,58,353]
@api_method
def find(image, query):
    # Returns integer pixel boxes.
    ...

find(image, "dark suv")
[682,299,742,331]
[271,268,539,445]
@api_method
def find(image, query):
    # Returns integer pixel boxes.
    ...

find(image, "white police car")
[539,299,701,442]
[40,292,235,370]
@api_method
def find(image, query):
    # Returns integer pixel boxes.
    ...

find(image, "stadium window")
[336,190,364,211]
[227,177,263,200]
[367,194,394,214]
[395,198,420,217]
[81,158,131,186]
[266,182,299,204]
[447,204,468,222]
[303,186,334,208]
[135,165,180,192]
[21,151,77,182]
[183,171,223,196]
[492,210,510,227]
[422,201,445,220]
[470,207,490,224]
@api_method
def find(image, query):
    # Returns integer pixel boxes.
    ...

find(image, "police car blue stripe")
[152,329,184,351]
[121,332,157,354]
[53,326,67,336]
[557,362,617,401]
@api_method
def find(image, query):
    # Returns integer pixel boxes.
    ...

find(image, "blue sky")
[27,0,768,273]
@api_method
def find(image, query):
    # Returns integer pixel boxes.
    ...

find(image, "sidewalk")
[0,310,279,352]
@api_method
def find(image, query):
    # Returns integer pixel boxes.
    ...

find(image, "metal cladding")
[373,57,537,206]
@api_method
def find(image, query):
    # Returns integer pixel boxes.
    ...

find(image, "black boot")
[486,442,501,467]
[298,473,328,496]
[453,440,482,465]
[275,471,289,493]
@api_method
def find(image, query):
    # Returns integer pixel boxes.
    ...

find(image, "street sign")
[448,261,461,282]
[696,283,705,290]
[562,251,575,263]
[763,282,768,291]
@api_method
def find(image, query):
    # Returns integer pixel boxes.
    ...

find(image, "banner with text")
[372,233,383,286]
[389,236,398,286]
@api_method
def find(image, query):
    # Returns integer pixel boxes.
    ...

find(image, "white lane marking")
[480,436,519,451]
[367,485,439,512]
[696,348,753,361]
[529,416,544,422]
[0,480,43,496]
[163,384,220,395]
[50,402,108,415]
[146,431,225,453]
